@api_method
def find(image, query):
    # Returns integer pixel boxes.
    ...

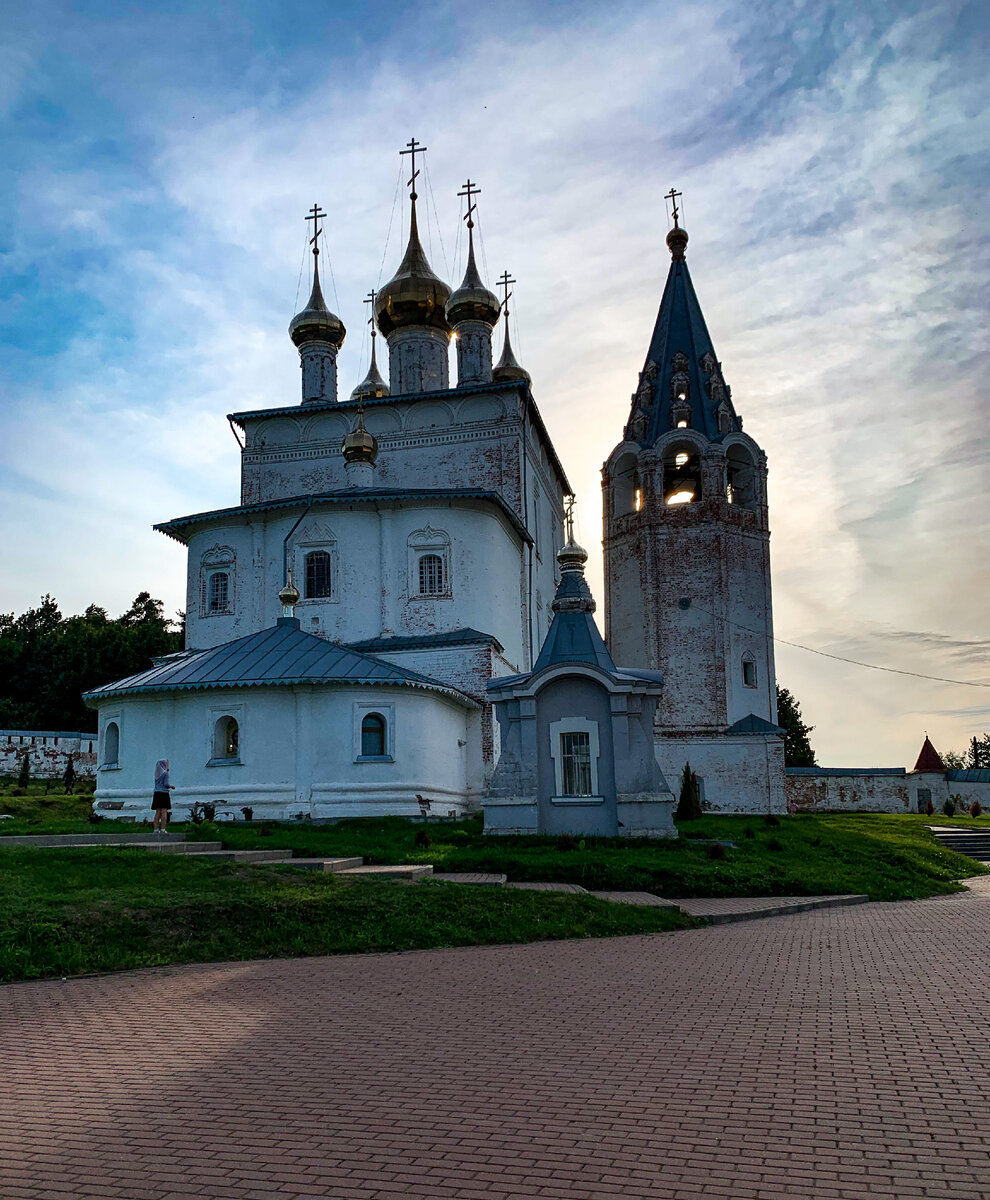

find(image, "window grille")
[361,714,386,758]
[560,731,592,796]
[418,553,445,596]
[305,551,332,599]
[208,572,229,613]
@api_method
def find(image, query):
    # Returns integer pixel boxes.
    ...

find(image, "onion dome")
[349,336,390,403]
[375,194,451,336]
[341,406,378,465]
[445,232,500,327]
[492,321,531,384]
[551,534,595,615]
[278,571,300,613]
[289,256,345,349]
[666,223,689,262]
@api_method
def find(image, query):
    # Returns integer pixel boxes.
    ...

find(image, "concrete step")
[427,872,508,886]
[119,840,223,854]
[928,828,990,861]
[588,890,678,909]
[504,881,588,894]
[181,849,292,864]
[0,832,187,847]
[270,857,364,873]
[337,864,434,880]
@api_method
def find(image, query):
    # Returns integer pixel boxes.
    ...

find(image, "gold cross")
[364,289,377,340]
[306,203,326,256]
[399,138,426,199]
[497,270,515,316]
[664,187,682,228]
[458,179,480,229]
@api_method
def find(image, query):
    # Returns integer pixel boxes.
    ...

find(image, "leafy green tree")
[776,685,817,767]
[0,594,180,733]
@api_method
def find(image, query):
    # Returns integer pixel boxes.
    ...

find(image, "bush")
[557,834,578,852]
[189,802,217,825]
[971,801,982,818]
[675,762,702,821]
[17,755,30,790]
[766,839,784,852]
[414,830,432,848]
[943,798,956,817]
[240,806,254,822]
[187,819,219,839]
[445,829,470,846]
[925,798,935,816]
[764,814,781,827]
[707,842,727,861]
[10,788,25,797]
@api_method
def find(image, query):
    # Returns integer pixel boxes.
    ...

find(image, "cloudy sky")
[1,0,988,764]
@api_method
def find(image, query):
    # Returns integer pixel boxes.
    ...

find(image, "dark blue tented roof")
[726,714,786,736]
[82,618,474,706]
[634,255,739,445]
[533,609,616,673]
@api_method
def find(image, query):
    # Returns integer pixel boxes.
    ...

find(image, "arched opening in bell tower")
[662,442,701,505]
[611,452,641,516]
[726,444,757,510]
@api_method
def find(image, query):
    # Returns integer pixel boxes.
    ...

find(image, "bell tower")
[602,197,777,736]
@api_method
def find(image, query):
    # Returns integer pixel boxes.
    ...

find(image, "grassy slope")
[0,849,694,984]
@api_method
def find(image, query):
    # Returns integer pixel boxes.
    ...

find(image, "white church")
[86,152,785,828]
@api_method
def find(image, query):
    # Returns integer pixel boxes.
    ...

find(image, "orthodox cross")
[364,289,378,342]
[306,203,326,259]
[399,137,426,199]
[497,270,516,317]
[564,495,576,543]
[458,179,481,229]
[664,187,682,228]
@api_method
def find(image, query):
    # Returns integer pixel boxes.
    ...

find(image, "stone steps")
[271,857,364,873]
[337,864,433,880]
[0,832,186,847]
[428,872,508,886]
[928,827,990,862]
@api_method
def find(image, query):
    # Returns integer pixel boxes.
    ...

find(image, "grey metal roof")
[1,730,95,740]
[346,628,504,655]
[155,488,532,545]
[726,714,787,736]
[947,768,990,783]
[786,767,906,776]
[82,618,476,707]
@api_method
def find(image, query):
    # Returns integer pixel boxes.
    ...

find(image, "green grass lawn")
[2,792,985,985]
[0,849,696,983]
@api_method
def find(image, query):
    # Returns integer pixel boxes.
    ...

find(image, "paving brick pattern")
[2,878,989,1200]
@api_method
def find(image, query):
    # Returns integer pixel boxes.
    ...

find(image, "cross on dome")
[399,137,426,200]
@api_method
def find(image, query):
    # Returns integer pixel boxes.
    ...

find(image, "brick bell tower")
[602,197,777,738]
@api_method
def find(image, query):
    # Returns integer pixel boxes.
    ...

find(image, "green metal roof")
[82,618,477,707]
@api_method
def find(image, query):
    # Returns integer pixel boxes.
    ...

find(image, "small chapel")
[86,149,784,829]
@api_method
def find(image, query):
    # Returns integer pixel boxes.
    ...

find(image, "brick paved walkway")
[2,879,989,1200]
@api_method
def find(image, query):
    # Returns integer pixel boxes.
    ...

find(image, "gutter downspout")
[283,497,315,587]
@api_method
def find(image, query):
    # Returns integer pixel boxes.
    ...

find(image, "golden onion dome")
[349,338,390,403]
[375,196,451,336]
[289,260,345,349]
[341,407,378,465]
[492,322,531,384]
[666,223,689,262]
[445,234,500,327]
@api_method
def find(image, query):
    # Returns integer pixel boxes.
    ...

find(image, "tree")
[940,734,990,771]
[675,761,702,821]
[17,752,31,789]
[776,685,817,767]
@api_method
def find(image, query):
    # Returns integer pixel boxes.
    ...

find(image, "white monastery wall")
[1,731,97,780]
[92,685,474,821]
[655,733,786,814]
[786,769,990,814]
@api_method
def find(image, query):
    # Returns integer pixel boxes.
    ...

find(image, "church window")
[208,572,229,613]
[726,444,757,510]
[560,732,593,797]
[213,716,240,761]
[742,656,757,688]
[361,713,387,758]
[103,722,119,767]
[418,554,446,596]
[611,451,641,517]
[305,551,332,599]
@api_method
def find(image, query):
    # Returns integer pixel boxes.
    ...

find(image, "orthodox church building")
[85,154,782,826]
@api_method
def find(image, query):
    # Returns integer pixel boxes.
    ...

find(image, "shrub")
[925,798,935,816]
[87,811,105,824]
[10,788,25,797]
[943,798,956,817]
[707,842,727,861]
[17,754,30,790]
[766,839,784,852]
[675,762,702,821]
[240,806,254,821]
[187,820,219,839]
[743,827,755,840]
[414,830,432,848]
[557,834,578,852]
[445,829,470,846]
[971,801,982,818]
[764,814,781,827]
[189,802,217,825]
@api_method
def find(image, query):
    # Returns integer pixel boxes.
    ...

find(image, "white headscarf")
[155,759,170,790]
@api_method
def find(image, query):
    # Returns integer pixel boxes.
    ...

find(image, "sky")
[1,0,988,765]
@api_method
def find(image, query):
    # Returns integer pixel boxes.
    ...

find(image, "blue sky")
[1,0,988,763]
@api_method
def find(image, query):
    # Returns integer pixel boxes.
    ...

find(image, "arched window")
[103,722,119,766]
[662,442,702,505]
[726,444,757,510]
[418,553,445,596]
[208,572,229,613]
[361,713,386,758]
[305,551,332,599]
[213,716,239,760]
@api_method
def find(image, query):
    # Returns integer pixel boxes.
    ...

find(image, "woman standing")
[152,759,174,832]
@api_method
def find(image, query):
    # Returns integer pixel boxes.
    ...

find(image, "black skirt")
[152,790,172,810]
